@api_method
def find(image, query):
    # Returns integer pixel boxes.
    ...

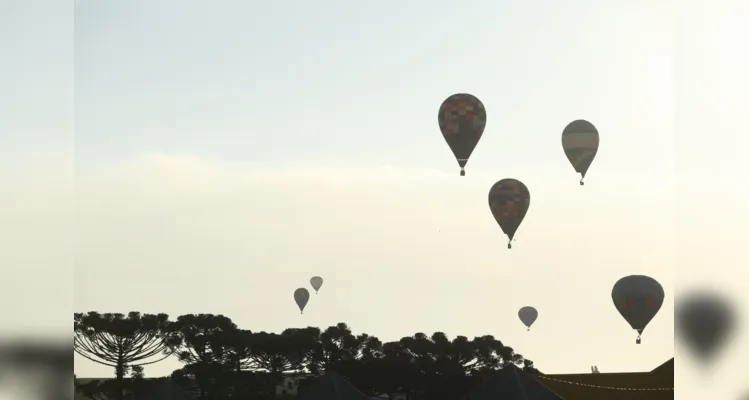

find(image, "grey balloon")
[310,276,323,294]
[561,119,599,185]
[518,306,538,331]
[611,275,665,343]
[676,289,735,363]
[294,288,310,314]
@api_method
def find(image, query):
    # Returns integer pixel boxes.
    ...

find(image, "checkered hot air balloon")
[562,119,599,185]
[437,93,486,176]
[488,178,530,249]
[611,275,665,343]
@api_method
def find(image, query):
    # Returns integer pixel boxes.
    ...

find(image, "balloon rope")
[538,376,672,391]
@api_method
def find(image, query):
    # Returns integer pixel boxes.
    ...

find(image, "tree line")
[74,312,537,400]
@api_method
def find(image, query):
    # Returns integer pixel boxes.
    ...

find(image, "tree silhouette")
[74,311,177,399]
[75,311,538,400]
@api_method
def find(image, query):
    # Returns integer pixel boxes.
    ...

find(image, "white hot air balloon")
[310,276,323,294]
[294,288,310,314]
[518,306,538,331]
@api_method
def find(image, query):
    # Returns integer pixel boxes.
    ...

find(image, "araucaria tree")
[74,312,176,396]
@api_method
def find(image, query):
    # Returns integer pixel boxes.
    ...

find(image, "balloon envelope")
[562,120,599,183]
[611,275,664,335]
[437,93,486,175]
[488,179,530,246]
[310,276,323,293]
[294,288,310,313]
[518,306,538,329]
[676,290,735,362]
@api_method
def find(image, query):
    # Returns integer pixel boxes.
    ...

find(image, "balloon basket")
[507,243,512,249]
[460,170,465,176]
[580,180,584,186]
[636,337,641,344]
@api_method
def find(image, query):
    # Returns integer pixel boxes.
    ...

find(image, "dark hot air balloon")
[611,275,665,343]
[294,288,310,314]
[518,306,538,331]
[488,179,530,248]
[676,289,735,363]
[562,119,599,185]
[438,93,486,176]
[310,276,323,294]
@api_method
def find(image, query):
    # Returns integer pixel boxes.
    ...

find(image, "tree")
[74,312,176,400]
[306,323,365,373]
[75,312,539,400]
[366,340,417,399]
[169,314,241,399]
[248,328,318,398]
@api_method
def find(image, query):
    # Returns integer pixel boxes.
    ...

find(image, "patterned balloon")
[487,179,530,248]
[611,275,664,343]
[562,119,599,185]
[438,93,486,176]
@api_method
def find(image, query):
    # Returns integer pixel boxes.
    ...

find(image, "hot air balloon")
[562,119,599,185]
[294,288,310,314]
[611,275,665,343]
[438,93,486,176]
[488,179,530,249]
[676,289,735,363]
[310,276,323,294]
[518,306,538,331]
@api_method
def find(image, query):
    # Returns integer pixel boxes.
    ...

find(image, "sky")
[2,0,749,398]
[0,0,73,339]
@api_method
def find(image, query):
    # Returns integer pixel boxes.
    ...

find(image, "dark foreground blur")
[675,282,746,399]
[0,340,72,400]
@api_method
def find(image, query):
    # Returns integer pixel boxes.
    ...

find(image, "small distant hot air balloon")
[562,119,599,185]
[310,276,323,294]
[438,93,486,176]
[294,288,310,314]
[676,289,735,363]
[518,306,538,331]
[611,275,665,343]
[488,179,530,249]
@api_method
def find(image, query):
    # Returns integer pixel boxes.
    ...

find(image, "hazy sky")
[3,0,749,398]
[0,0,73,341]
